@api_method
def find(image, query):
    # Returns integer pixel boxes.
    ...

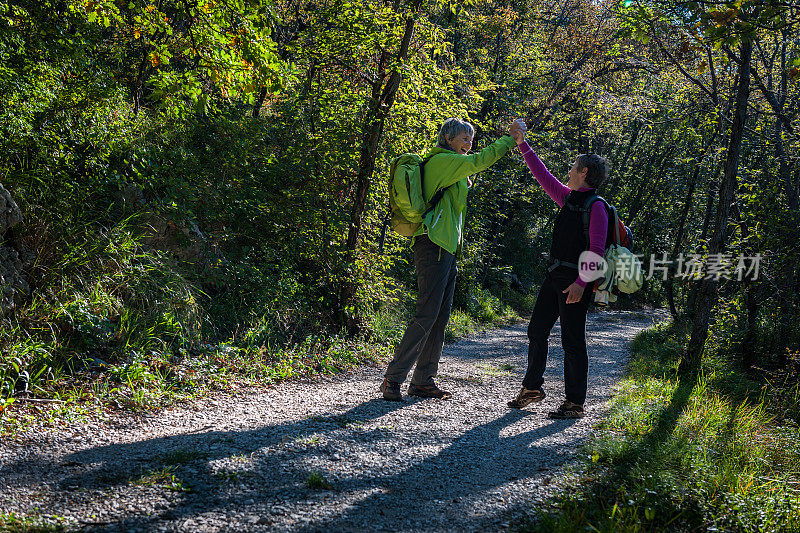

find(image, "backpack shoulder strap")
[419,154,436,201]
[578,193,602,244]
[583,194,623,245]
[420,153,457,219]
[609,203,621,245]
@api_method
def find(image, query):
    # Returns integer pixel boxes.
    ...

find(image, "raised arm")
[430,136,516,189]
[518,141,570,207]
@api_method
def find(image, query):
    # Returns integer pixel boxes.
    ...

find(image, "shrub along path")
[0,309,664,532]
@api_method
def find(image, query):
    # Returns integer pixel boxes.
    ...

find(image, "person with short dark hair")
[380,118,516,401]
[506,119,610,418]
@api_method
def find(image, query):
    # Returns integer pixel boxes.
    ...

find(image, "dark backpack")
[567,193,643,299]
[567,193,633,250]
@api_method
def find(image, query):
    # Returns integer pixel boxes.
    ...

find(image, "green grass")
[0,513,69,532]
[445,307,518,343]
[523,319,800,533]
[478,363,515,376]
[0,222,523,436]
[306,471,334,490]
[161,448,209,465]
[2,307,516,436]
[446,286,519,342]
[133,465,190,492]
[0,335,393,436]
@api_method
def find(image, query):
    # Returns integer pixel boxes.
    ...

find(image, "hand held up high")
[509,118,527,145]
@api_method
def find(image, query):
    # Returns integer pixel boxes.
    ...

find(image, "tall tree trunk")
[775,37,798,213]
[686,160,723,315]
[774,34,798,368]
[682,38,753,375]
[730,202,759,369]
[741,278,759,369]
[132,55,147,116]
[253,88,269,118]
[339,0,423,332]
[666,163,700,318]
[665,134,716,318]
[777,267,798,369]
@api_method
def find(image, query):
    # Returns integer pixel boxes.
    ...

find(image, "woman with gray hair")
[506,119,611,418]
[380,118,517,401]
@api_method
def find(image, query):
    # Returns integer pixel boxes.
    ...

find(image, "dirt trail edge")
[1,308,666,532]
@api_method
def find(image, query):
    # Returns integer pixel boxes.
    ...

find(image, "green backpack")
[591,199,644,305]
[386,153,451,237]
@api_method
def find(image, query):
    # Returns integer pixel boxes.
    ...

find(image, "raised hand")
[509,118,526,145]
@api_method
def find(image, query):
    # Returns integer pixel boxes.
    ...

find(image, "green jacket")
[415,135,516,256]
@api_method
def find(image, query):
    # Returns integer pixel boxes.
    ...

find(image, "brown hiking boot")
[380,378,402,401]
[547,400,585,419]
[408,381,452,400]
[507,387,546,409]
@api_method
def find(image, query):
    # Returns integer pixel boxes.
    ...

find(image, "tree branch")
[648,21,716,103]
[723,45,795,135]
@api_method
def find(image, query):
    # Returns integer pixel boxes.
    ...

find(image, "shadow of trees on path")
[0,310,663,531]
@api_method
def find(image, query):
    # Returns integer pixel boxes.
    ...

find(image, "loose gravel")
[0,308,666,532]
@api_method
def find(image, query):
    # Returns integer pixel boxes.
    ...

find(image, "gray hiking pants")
[384,234,457,386]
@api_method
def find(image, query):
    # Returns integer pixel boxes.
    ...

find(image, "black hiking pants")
[384,234,457,386]
[522,273,593,405]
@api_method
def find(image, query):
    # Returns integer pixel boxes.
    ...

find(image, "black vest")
[548,189,598,283]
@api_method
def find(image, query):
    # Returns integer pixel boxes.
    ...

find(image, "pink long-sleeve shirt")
[518,141,608,288]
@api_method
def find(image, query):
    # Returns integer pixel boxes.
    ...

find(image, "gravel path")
[1,308,665,532]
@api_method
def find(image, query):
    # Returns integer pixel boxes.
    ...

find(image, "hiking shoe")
[380,378,402,401]
[547,400,585,419]
[408,381,452,400]
[507,387,546,409]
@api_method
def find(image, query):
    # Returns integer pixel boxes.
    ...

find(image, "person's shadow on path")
[0,310,653,531]
[27,399,579,532]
